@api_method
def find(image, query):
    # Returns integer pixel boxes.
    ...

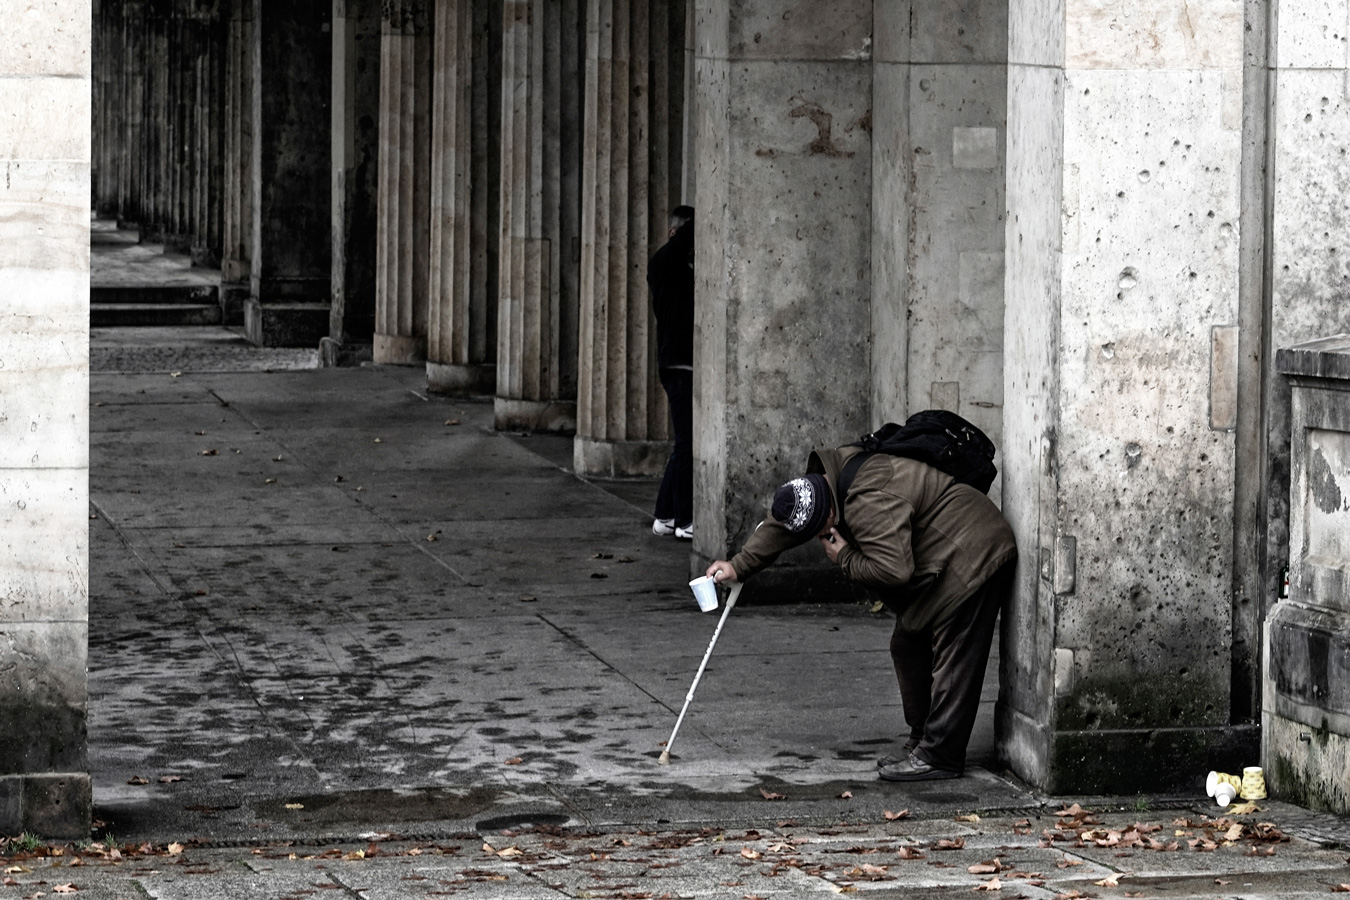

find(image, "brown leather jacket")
[729,446,1017,632]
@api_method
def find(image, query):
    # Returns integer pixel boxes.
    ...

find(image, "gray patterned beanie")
[771,474,831,536]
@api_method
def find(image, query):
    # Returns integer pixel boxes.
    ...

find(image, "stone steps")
[91,284,219,305]
[91,302,223,327]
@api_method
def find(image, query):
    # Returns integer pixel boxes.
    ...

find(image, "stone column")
[425,0,498,394]
[692,0,873,590]
[220,0,253,322]
[164,4,191,253]
[117,0,147,227]
[373,0,434,364]
[0,0,91,839]
[495,0,583,432]
[189,0,225,268]
[324,0,382,366]
[870,0,1006,451]
[92,0,120,217]
[572,0,685,477]
[244,0,333,347]
[139,3,169,242]
[999,0,1253,792]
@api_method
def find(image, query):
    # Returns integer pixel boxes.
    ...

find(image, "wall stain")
[1308,443,1345,515]
[788,101,855,158]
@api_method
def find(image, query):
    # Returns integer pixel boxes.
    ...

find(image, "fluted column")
[425,0,498,394]
[220,0,253,320]
[573,0,683,476]
[116,0,146,227]
[189,0,225,267]
[325,0,382,364]
[494,0,583,431]
[373,0,434,365]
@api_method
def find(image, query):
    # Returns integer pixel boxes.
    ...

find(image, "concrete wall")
[693,0,874,592]
[0,0,92,838]
[872,0,1006,452]
[1001,0,1255,793]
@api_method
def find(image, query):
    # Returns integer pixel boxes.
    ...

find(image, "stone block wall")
[0,0,92,838]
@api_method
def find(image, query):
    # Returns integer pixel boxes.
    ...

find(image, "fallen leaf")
[896,846,925,860]
[496,847,523,858]
[740,847,761,860]
[934,839,966,851]
[1215,879,1231,885]
[264,478,276,484]
[839,791,853,799]
[53,885,78,893]
[974,876,1002,891]
[127,775,149,785]
[1224,823,1244,842]
[444,419,460,426]
[158,775,182,783]
[1056,803,1084,817]
[1056,858,1083,868]
[273,455,283,462]
[2,878,17,886]
[869,601,886,613]
[859,863,889,875]
[167,843,184,856]
[592,552,614,559]
[284,803,304,810]
[518,595,537,602]
[1227,802,1260,815]
[956,814,981,824]
[373,438,383,443]
[1331,885,1350,893]
[759,788,786,801]
[503,757,523,765]
[1245,845,1276,857]
[426,534,438,542]
[884,809,911,821]
[200,449,218,456]
[1093,873,1122,887]
[590,572,608,579]
[170,371,182,378]
[334,476,344,482]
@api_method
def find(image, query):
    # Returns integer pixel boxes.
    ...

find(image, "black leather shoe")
[876,738,921,768]
[878,752,961,782]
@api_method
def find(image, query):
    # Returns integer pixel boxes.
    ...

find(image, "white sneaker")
[652,518,676,536]
[675,524,693,540]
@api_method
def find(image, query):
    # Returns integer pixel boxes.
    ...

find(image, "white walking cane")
[658,580,743,765]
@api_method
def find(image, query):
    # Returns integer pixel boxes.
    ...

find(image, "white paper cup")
[1213,782,1238,806]
[689,576,718,612]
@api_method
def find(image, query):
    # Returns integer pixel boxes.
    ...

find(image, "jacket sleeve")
[728,516,798,581]
[835,487,916,589]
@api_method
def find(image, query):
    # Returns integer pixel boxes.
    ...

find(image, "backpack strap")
[832,450,874,548]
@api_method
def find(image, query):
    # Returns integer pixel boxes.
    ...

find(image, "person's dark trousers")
[654,367,693,528]
[889,559,1016,773]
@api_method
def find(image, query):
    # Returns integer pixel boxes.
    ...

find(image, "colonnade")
[92,0,687,472]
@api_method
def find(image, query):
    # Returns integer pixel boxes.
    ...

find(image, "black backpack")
[832,410,998,541]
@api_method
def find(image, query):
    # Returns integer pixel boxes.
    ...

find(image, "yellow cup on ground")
[1240,766,1267,800]
[1205,770,1241,798]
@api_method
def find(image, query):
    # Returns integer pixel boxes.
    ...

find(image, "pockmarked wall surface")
[1000,0,1255,792]
[0,0,92,837]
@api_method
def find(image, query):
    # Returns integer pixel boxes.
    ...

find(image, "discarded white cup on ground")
[688,576,719,612]
[1213,782,1238,806]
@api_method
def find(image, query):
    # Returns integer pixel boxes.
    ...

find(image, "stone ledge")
[244,300,330,348]
[573,437,673,478]
[1276,333,1350,381]
[426,362,495,396]
[0,773,91,839]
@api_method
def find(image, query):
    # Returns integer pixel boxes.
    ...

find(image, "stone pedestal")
[998,0,1255,793]
[494,0,583,432]
[426,0,499,396]
[692,0,873,589]
[573,0,684,477]
[247,0,332,347]
[1266,338,1350,814]
[328,0,381,362]
[0,0,92,840]
[373,0,433,365]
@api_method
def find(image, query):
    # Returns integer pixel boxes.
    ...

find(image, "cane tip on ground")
[657,750,670,765]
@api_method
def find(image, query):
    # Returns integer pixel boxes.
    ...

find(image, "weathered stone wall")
[1000,0,1255,793]
[0,0,92,838]
[692,0,873,593]
[872,0,1006,451]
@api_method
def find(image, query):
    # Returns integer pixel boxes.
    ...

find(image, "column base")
[426,362,495,396]
[244,298,331,348]
[319,337,374,368]
[494,397,577,433]
[0,773,91,840]
[1264,712,1350,815]
[995,703,1259,794]
[373,333,427,366]
[573,436,673,478]
[220,282,250,326]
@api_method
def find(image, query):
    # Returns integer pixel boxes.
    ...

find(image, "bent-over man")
[704,436,1017,781]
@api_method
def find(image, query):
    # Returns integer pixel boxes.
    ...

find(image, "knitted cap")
[771,474,831,537]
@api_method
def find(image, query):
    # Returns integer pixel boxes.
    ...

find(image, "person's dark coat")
[647,219,694,370]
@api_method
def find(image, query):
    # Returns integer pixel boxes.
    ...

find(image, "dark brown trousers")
[889,560,1016,773]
